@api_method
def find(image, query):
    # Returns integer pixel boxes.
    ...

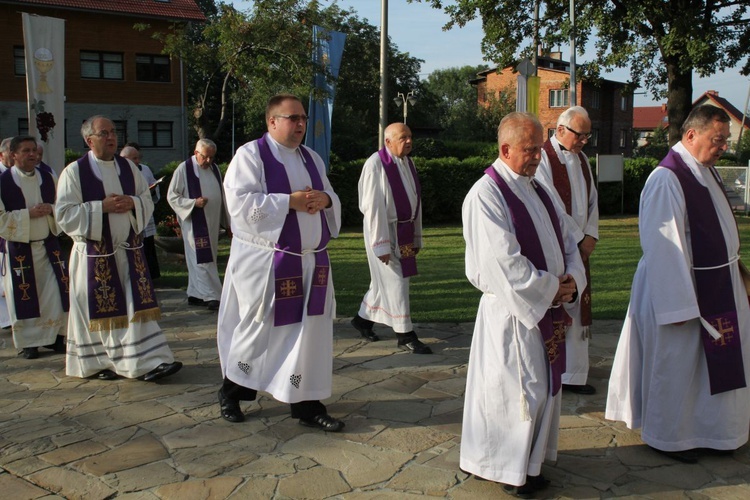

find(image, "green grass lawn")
[155,216,750,322]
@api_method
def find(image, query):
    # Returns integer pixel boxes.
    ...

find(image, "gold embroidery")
[400,243,415,258]
[195,236,210,249]
[13,255,32,300]
[316,267,328,286]
[280,279,298,297]
[545,320,567,363]
[132,238,155,305]
[6,219,18,239]
[711,317,735,347]
[52,250,69,293]
[93,240,118,313]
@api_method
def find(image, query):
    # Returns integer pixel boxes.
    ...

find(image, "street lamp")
[393,91,417,124]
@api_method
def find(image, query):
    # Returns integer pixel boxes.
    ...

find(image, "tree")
[415,1,750,145]
[421,65,489,138]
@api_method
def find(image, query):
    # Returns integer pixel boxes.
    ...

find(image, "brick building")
[471,54,634,156]
[0,0,204,168]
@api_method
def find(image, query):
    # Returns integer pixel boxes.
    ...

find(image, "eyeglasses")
[711,136,729,146]
[196,151,214,161]
[564,125,592,141]
[274,114,309,123]
[90,129,117,139]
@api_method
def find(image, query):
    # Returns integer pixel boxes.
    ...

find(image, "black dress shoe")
[218,389,244,423]
[397,338,433,354]
[649,446,699,464]
[350,317,379,342]
[22,347,39,359]
[562,383,596,394]
[187,296,206,306]
[95,369,118,380]
[298,414,345,432]
[501,483,535,499]
[138,361,183,382]
[44,335,67,353]
[206,300,220,311]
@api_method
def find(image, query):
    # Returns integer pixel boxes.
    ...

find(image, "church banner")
[304,26,346,171]
[22,13,65,175]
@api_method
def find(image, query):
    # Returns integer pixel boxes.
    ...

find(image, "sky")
[236,0,750,110]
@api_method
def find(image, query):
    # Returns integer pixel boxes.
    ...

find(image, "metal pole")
[379,0,388,149]
[569,0,576,106]
[737,80,750,155]
[532,0,540,76]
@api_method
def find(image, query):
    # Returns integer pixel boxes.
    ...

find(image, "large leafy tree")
[416,1,750,144]
[421,65,490,138]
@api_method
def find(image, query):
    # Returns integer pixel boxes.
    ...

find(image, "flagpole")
[379,0,388,149]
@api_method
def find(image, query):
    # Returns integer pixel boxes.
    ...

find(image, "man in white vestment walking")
[0,136,68,359]
[56,115,182,382]
[461,112,586,496]
[536,106,599,395]
[350,122,431,354]
[167,139,229,311]
[606,105,750,463]
[215,94,344,431]
[121,144,160,279]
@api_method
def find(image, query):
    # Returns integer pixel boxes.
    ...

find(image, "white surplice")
[605,142,750,452]
[0,167,66,347]
[536,136,599,384]
[460,159,586,486]
[0,164,8,328]
[217,136,341,404]
[56,152,175,378]
[357,150,422,333]
[167,157,228,301]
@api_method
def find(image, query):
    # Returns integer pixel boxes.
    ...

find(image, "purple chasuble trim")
[184,157,222,264]
[485,166,569,396]
[37,162,54,176]
[0,168,69,319]
[660,150,746,394]
[77,154,160,331]
[258,134,331,326]
[377,148,421,277]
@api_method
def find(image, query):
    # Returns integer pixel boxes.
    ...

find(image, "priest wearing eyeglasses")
[535,106,599,395]
[167,139,230,311]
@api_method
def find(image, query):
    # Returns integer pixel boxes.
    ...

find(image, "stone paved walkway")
[1,289,749,499]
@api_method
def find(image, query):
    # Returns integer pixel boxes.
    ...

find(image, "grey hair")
[196,138,217,152]
[680,105,730,136]
[497,112,543,150]
[81,115,111,140]
[557,106,589,128]
[0,137,11,153]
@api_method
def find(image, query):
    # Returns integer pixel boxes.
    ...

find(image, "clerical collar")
[558,142,569,152]
[19,167,36,177]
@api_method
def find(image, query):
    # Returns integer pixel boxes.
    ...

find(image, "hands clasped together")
[553,273,577,307]
[102,194,135,214]
[289,186,330,215]
[28,203,53,219]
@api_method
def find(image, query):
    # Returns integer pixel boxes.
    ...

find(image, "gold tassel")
[131,307,162,323]
[89,315,129,332]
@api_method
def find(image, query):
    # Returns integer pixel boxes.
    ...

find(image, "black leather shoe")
[501,483,535,499]
[218,389,244,423]
[562,383,596,395]
[398,338,433,354]
[649,446,699,463]
[187,296,206,306]
[95,369,118,380]
[22,347,39,359]
[138,361,183,382]
[206,300,220,311]
[298,414,345,432]
[350,317,379,342]
[44,335,67,353]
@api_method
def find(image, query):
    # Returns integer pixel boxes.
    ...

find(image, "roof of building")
[3,0,206,22]
[470,55,626,87]
[695,90,750,129]
[633,105,668,130]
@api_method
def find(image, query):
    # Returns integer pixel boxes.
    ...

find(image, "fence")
[716,164,750,215]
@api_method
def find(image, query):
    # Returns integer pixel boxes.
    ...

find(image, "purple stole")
[77,154,160,331]
[542,139,593,327]
[661,149,746,394]
[184,157,223,264]
[258,134,331,326]
[0,168,69,319]
[377,148,421,277]
[485,166,569,396]
[37,162,54,176]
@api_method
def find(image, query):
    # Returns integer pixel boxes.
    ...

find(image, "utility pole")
[379,0,388,149]
[569,0,576,106]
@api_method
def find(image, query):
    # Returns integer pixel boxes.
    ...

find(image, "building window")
[590,90,600,109]
[136,54,171,82]
[548,128,556,139]
[14,46,26,76]
[113,120,128,145]
[18,118,29,136]
[80,51,123,80]
[619,129,628,148]
[589,129,599,147]
[138,121,173,148]
[549,89,569,108]
[620,94,629,111]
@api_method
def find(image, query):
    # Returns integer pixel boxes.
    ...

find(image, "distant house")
[470,53,634,156]
[0,0,205,168]
[693,90,750,149]
[632,104,668,147]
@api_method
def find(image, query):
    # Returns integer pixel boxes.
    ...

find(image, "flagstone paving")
[1,289,749,499]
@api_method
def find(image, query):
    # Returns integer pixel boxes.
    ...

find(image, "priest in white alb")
[461,112,585,497]
[606,105,750,463]
[56,115,182,382]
